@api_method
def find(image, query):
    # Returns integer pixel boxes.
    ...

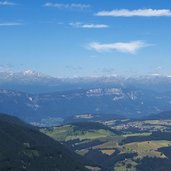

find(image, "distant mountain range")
[1,71,171,124]
[0,87,171,124]
[1,70,171,93]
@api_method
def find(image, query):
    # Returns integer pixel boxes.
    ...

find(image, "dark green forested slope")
[0,113,88,171]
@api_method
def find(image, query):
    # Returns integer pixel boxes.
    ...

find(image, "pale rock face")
[86,88,123,97]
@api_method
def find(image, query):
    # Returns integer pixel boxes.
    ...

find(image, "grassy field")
[93,136,123,149]
[41,124,115,141]
[41,120,171,171]
[101,149,116,155]
[113,140,171,171]
[121,140,171,158]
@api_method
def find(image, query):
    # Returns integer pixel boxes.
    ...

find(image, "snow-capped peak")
[150,73,161,77]
[22,70,43,77]
[0,70,53,83]
[23,70,35,75]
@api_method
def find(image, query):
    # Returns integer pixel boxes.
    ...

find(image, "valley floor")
[41,118,171,171]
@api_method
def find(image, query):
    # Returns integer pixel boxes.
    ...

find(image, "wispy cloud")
[0,22,23,26]
[69,22,109,29]
[87,41,150,54]
[44,3,90,10]
[95,9,171,17]
[0,1,16,6]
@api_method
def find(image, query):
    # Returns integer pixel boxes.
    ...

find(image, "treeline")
[120,131,171,145]
[72,122,121,135]
[84,149,137,171]
[136,157,171,171]
[136,146,171,171]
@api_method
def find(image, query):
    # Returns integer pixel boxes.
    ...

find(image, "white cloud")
[87,41,149,54]
[95,9,171,17]
[69,22,109,29]
[0,22,23,26]
[0,1,16,6]
[44,3,90,10]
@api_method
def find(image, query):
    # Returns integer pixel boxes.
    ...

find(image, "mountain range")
[1,70,171,93]
[1,71,171,124]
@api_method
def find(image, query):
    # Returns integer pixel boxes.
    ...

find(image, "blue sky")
[0,0,171,77]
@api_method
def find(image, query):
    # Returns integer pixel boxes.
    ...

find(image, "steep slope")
[0,113,88,171]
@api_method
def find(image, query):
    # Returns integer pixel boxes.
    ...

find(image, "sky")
[0,0,171,77]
